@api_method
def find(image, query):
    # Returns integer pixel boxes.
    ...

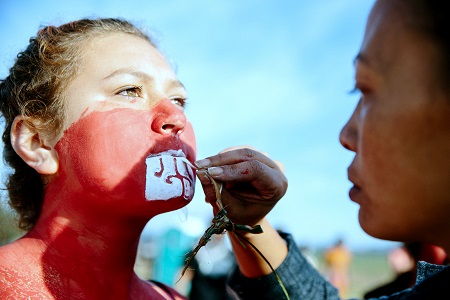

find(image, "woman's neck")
[19,189,153,298]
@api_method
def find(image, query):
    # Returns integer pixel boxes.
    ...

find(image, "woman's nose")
[339,102,359,152]
[151,99,186,136]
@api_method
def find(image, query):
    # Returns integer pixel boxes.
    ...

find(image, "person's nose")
[339,101,360,152]
[151,99,186,136]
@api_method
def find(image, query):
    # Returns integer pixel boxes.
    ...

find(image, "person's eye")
[170,97,187,109]
[117,85,143,99]
[349,83,370,96]
[349,87,360,95]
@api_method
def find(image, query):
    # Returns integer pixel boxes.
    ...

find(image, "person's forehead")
[82,32,159,61]
[356,0,411,73]
[77,33,174,78]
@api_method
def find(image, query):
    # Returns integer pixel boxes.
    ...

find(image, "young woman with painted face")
[0,18,196,299]
[0,18,287,299]
[197,0,450,299]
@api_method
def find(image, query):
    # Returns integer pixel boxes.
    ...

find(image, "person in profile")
[324,239,352,298]
[195,0,450,298]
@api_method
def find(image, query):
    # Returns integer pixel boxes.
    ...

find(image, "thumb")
[197,170,221,206]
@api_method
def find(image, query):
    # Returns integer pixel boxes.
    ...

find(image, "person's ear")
[10,115,59,175]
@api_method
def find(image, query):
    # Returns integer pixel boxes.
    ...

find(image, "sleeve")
[228,232,341,300]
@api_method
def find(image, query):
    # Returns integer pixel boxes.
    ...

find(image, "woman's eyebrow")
[354,52,377,70]
[103,68,154,82]
[103,68,185,91]
[353,53,367,65]
[167,80,185,91]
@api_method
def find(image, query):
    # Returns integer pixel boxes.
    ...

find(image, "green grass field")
[348,252,395,298]
[312,250,396,299]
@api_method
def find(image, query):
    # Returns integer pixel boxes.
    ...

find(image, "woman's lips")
[145,150,195,201]
[349,185,362,204]
[147,149,186,158]
[347,165,362,204]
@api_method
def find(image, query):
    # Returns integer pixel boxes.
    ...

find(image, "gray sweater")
[228,232,449,299]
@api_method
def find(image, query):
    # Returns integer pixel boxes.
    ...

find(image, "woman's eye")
[170,97,187,109]
[118,86,142,99]
[350,79,373,95]
[349,85,357,93]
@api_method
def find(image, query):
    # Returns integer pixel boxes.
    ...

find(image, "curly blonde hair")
[0,18,154,230]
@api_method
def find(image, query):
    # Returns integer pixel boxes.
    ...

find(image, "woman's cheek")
[181,121,197,161]
[55,109,148,192]
[54,108,196,204]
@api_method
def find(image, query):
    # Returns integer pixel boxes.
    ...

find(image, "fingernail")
[207,167,223,176]
[195,159,211,168]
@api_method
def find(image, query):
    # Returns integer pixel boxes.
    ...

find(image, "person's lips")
[147,149,187,159]
[349,185,362,203]
[145,149,196,201]
[347,167,363,204]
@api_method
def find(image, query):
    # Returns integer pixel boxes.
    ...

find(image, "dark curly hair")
[0,18,154,230]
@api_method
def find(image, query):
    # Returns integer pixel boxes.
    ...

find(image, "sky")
[0,0,398,251]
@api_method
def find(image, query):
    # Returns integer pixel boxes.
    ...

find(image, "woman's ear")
[10,115,59,175]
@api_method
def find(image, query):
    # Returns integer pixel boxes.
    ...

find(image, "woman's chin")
[144,196,193,217]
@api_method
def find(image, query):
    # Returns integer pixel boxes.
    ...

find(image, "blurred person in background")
[364,242,447,298]
[324,239,352,298]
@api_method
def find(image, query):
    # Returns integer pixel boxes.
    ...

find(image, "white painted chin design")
[145,150,195,201]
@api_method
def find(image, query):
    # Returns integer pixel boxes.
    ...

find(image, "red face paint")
[241,169,250,175]
[50,102,196,219]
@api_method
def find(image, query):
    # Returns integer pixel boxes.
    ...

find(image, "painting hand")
[195,147,288,226]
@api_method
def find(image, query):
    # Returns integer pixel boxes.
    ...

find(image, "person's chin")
[147,196,193,215]
[358,215,379,239]
[358,211,391,241]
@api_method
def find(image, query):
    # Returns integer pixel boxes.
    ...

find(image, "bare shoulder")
[0,242,24,267]
[0,262,49,299]
[0,241,49,298]
[0,239,41,266]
